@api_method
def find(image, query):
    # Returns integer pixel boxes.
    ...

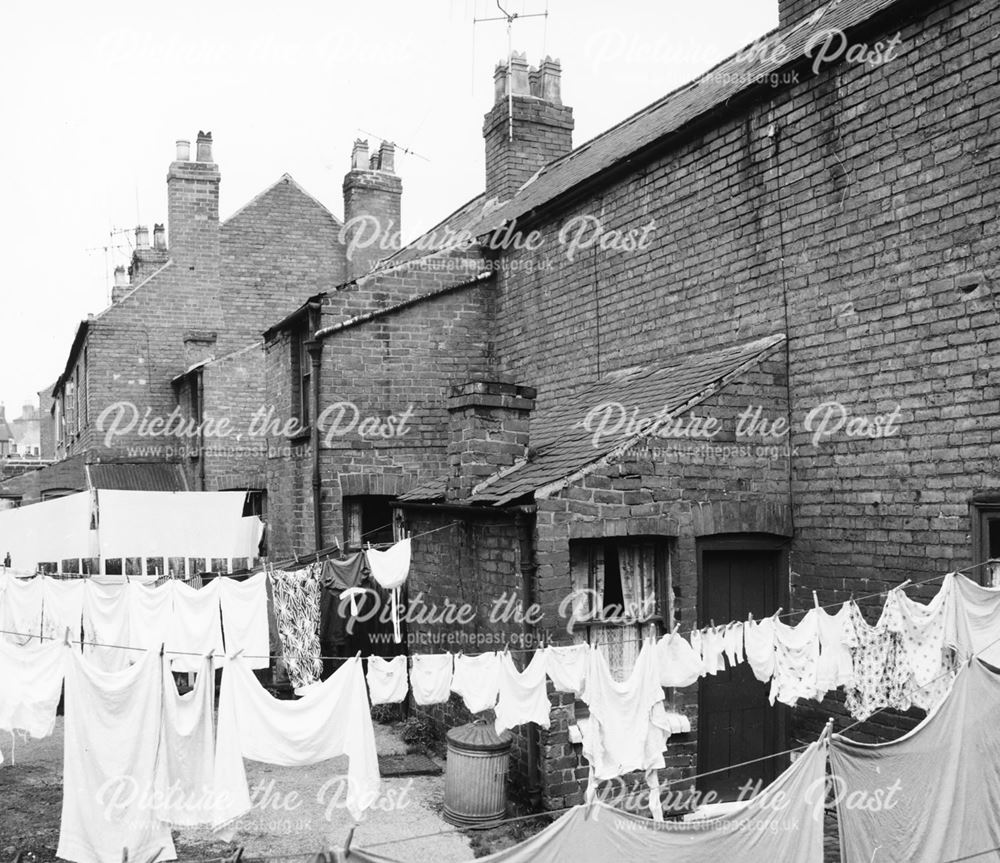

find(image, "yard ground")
[0,719,842,862]
[0,718,473,863]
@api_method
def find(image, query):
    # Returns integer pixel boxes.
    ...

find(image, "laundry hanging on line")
[348,730,831,863]
[830,657,1000,863]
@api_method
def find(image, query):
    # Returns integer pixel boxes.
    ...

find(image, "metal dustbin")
[443,720,512,827]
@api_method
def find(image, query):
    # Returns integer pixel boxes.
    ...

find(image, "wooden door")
[697,547,783,801]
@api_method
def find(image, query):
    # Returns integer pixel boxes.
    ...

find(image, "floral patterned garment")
[887,580,958,712]
[270,566,322,690]
[844,595,913,722]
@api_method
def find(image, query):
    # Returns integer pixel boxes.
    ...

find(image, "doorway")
[697,538,786,801]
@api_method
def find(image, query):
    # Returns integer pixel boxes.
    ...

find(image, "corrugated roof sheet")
[87,462,188,492]
[469,334,786,505]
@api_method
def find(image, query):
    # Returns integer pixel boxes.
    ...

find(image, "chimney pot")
[175,139,191,161]
[113,266,128,288]
[351,138,370,170]
[369,152,380,171]
[538,56,563,105]
[135,225,149,249]
[196,131,213,162]
[510,51,530,96]
[152,223,166,250]
[493,62,509,104]
[378,141,396,174]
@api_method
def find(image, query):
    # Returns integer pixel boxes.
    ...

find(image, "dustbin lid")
[447,720,513,752]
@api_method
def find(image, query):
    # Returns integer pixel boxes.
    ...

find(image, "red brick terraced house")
[262,0,1000,813]
[0,132,396,528]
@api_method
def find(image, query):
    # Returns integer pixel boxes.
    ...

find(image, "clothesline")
[118,628,1000,863]
[5,623,999,862]
[0,560,989,665]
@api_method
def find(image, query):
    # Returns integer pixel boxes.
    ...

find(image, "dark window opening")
[569,537,671,681]
[125,558,142,576]
[168,557,186,578]
[104,558,123,576]
[82,558,99,575]
[188,558,206,577]
[343,495,396,549]
[146,557,164,576]
[972,502,1000,587]
[61,559,80,575]
[291,326,312,430]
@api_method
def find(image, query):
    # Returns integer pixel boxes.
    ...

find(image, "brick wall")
[394,507,539,797]
[221,175,347,349]
[264,275,494,558]
[176,343,269,493]
[481,0,999,748]
[53,163,348,472]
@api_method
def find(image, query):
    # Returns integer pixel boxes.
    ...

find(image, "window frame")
[971,499,1000,587]
[343,494,397,550]
[290,325,312,433]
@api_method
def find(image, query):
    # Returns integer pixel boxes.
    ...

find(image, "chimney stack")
[446,376,535,502]
[484,54,574,203]
[167,130,220,286]
[112,266,130,303]
[342,138,402,280]
[129,221,169,286]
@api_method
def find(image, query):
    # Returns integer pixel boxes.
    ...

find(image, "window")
[242,490,266,518]
[189,376,201,426]
[343,495,397,549]
[242,490,267,557]
[74,365,81,433]
[291,327,312,430]
[0,496,22,510]
[82,347,89,426]
[972,501,1000,587]
[569,537,671,680]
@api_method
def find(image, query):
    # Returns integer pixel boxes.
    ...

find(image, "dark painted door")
[698,548,783,801]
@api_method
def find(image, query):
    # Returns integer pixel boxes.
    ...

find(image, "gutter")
[391,499,507,517]
[314,271,493,340]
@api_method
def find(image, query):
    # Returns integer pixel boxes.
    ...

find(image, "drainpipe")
[305,339,324,552]
[514,506,542,809]
[197,369,206,491]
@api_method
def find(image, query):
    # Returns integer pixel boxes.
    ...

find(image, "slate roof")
[486,0,894,228]
[380,0,897,278]
[463,334,787,506]
[396,477,449,503]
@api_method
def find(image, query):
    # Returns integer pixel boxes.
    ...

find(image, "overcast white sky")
[0,0,775,417]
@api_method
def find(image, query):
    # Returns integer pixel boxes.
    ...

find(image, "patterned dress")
[270,566,322,690]
[844,595,913,722]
